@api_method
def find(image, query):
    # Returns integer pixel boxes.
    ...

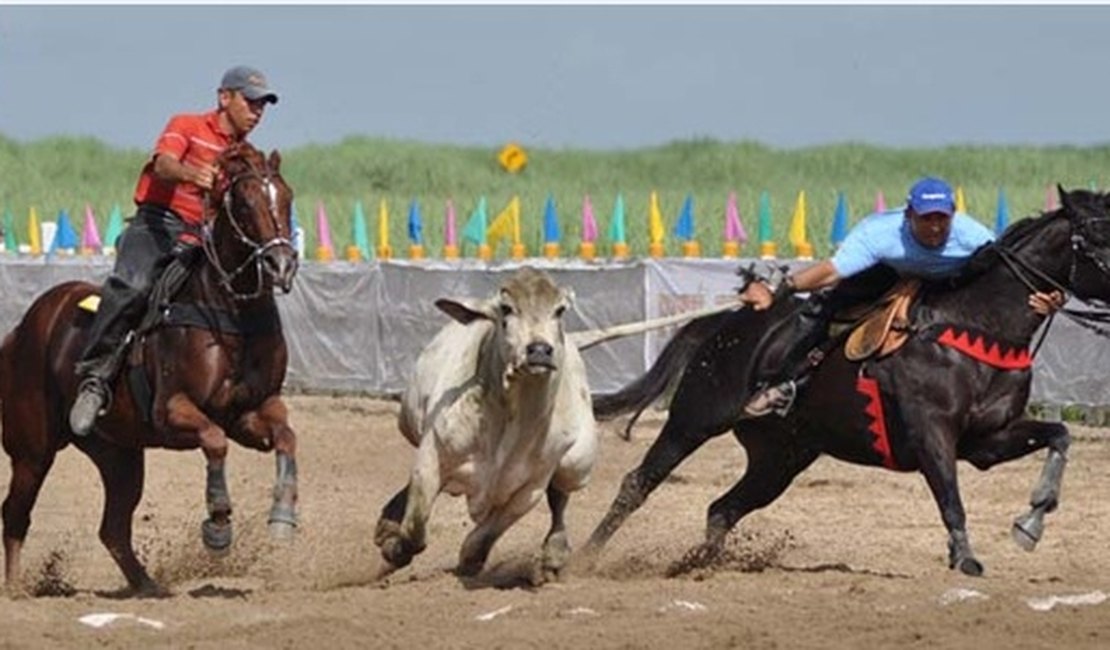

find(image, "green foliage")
[3,132,1110,259]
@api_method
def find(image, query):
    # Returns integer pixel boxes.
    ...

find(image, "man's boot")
[743,295,832,419]
[69,373,111,437]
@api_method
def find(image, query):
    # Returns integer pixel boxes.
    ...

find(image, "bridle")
[202,163,298,301]
[994,209,1110,348]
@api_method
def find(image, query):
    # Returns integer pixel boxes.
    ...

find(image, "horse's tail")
[592,309,737,421]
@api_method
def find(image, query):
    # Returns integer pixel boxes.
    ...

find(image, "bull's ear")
[562,287,576,306]
[435,298,494,324]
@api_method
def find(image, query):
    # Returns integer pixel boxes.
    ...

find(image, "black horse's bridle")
[995,212,1110,347]
[202,167,298,301]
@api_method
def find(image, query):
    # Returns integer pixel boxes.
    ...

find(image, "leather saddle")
[838,279,920,362]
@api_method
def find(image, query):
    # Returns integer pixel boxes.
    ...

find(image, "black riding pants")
[76,206,190,375]
[755,264,901,385]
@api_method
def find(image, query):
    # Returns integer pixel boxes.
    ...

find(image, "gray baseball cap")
[219,65,279,104]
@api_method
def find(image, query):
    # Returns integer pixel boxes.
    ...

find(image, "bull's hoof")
[201,518,233,553]
[1012,514,1043,552]
[456,557,484,578]
[379,537,415,569]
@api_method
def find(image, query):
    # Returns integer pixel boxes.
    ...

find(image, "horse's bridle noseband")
[202,167,298,301]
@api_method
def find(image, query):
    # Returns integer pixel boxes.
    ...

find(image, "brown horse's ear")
[268,150,282,173]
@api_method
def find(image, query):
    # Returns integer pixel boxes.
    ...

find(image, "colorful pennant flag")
[461,196,488,246]
[995,188,1009,235]
[724,191,747,244]
[955,186,968,214]
[542,194,560,250]
[757,191,775,258]
[874,190,886,214]
[648,191,665,244]
[1044,185,1058,212]
[376,198,391,259]
[347,200,370,261]
[488,196,519,248]
[315,201,334,261]
[831,191,849,246]
[581,194,598,243]
[443,199,459,259]
[81,204,102,254]
[673,194,694,241]
[51,209,80,254]
[407,199,423,244]
[608,193,626,244]
[28,207,41,255]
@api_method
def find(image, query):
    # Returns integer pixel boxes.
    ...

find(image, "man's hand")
[188,164,217,191]
[739,280,775,311]
[1029,290,1066,316]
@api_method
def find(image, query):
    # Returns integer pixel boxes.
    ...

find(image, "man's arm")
[740,260,842,311]
[152,154,216,191]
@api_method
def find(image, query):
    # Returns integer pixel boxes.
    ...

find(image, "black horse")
[586,186,1110,577]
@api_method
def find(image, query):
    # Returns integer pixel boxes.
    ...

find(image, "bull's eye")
[499,303,513,318]
[554,305,567,318]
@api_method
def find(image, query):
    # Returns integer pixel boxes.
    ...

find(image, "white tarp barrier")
[0,257,1105,406]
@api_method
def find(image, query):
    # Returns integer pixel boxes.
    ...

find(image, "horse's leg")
[2,451,57,594]
[960,419,1070,552]
[678,424,819,572]
[583,415,722,558]
[233,397,298,539]
[164,394,232,552]
[376,436,441,572]
[914,430,982,576]
[78,438,165,596]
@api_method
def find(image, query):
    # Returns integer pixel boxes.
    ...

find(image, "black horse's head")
[205,142,298,299]
[1059,185,1110,303]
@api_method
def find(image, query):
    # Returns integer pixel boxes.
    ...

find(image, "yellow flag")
[648,191,665,245]
[955,186,968,214]
[488,195,520,247]
[28,206,41,255]
[788,190,808,248]
[378,198,390,250]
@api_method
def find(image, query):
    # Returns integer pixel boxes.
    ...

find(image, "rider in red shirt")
[69,65,279,437]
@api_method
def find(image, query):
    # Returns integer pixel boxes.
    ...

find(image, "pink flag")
[1044,184,1058,212]
[444,199,457,246]
[874,190,886,213]
[581,195,598,242]
[82,203,102,249]
[724,191,747,243]
[316,201,334,251]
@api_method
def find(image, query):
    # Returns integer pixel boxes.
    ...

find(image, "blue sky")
[3,5,1110,152]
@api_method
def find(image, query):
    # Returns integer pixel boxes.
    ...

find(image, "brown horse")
[1,142,299,596]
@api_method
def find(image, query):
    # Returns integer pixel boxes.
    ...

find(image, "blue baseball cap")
[907,177,955,216]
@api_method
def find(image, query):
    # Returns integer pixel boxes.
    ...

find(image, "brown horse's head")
[205,142,298,298]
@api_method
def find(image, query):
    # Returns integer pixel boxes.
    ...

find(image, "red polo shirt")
[132,110,235,226]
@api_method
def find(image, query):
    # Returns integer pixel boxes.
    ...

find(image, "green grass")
[3,132,1110,259]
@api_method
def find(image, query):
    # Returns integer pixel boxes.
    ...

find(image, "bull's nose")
[525,341,555,368]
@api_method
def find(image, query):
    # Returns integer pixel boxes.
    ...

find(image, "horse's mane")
[935,207,1065,290]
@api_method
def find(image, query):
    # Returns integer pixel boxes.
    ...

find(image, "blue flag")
[407,198,423,244]
[995,188,1010,235]
[672,194,694,240]
[831,191,849,246]
[543,194,560,243]
[52,209,80,251]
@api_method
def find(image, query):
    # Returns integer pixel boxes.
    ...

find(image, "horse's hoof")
[268,520,296,541]
[134,580,171,599]
[202,518,233,553]
[1012,515,1043,552]
[956,556,984,577]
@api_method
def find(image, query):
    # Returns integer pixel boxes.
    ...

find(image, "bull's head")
[436,268,574,378]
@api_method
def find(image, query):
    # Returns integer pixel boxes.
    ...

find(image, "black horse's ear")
[268,150,282,173]
[1058,184,1074,214]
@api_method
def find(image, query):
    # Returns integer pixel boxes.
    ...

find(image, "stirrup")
[743,380,797,418]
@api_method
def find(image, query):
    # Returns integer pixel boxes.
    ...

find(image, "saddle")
[840,279,920,362]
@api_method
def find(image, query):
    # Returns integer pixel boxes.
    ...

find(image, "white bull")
[373,267,745,581]
[374,267,596,581]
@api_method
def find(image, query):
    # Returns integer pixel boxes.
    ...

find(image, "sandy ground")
[2,394,1110,649]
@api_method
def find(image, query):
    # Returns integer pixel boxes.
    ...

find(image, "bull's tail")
[592,309,737,422]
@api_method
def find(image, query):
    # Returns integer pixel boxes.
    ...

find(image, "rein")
[202,165,296,301]
[993,215,1110,352]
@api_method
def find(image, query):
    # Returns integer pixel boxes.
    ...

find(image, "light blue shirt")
[830,207,995,280]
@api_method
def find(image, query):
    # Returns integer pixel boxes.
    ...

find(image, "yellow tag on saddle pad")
[77,294,101,313]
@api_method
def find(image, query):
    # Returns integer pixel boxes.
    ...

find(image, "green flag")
[461,196,488,246]
[758,191,773,244]
[607,193,626,243]
[104,203,125,250]
[352,200,371,258]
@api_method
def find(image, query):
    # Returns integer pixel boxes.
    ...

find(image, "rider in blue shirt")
[740,176,1064,417]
